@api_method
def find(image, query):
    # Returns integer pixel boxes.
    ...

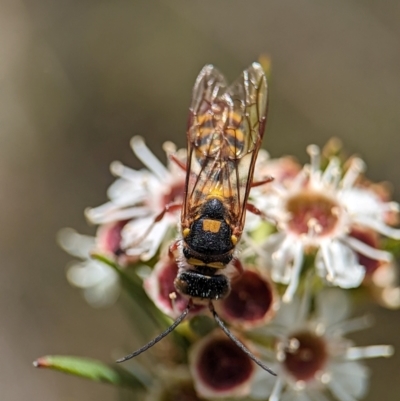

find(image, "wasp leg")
[168,240,180,259]
[209,302,276,376]
[117,300,192,363]
[169,154,187,172]
[246,203,276,225]
[129,202,182,248]
[251,176,274,188]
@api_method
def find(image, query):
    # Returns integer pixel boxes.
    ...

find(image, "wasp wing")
[183,63,268,230]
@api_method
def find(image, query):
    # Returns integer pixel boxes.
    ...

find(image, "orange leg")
[246,202,276,225]
[251,176,274,188]
[168,240,180,260]
[169,154,187,172]
[131,202,182,246]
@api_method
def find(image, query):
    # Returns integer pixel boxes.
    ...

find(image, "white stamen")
[57,228,96,259]
[271,237,295,284]
[269,378,283,401]
[294,380,306,390]
[329,315,374,336]
[130,136,168,181]
[290,168,309,191]
[85,206,149,225]
[109,161,140,180]
[308,217,323,237]
[320,372,331,384]
[307,144,321,180]
[322,157,340,187]
[283,243,304,303]
[140,219,171,261]
[346,345,394,360]
[341,158,365,190]
[343,235,392,262]
[352,215,400,240]
[162,141,177,155]
[321,242,336,281]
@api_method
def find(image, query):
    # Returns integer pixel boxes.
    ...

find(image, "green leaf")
[91,253,189,352]
[91,253,168,327]
[33,355,146,389]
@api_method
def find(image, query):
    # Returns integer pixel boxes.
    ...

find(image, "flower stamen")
[130,136,169,180]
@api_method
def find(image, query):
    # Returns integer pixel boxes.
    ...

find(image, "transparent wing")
[183,63,268,230]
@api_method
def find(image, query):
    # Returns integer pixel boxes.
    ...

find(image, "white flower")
[57,228,120,307]
[253,145,400,301]
[85,137,186,261]
[251,288,394,401]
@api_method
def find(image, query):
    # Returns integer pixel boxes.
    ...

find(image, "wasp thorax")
[183,198,234,266]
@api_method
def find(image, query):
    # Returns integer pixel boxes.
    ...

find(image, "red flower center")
[283,331,328,381]
[98,220,129,255]
[221,270,274,324]
[158,261,189,312]
[197,338,254,391]
[286,191,340,238]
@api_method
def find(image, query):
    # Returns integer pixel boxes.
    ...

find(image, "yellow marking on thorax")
[202,219,221,233]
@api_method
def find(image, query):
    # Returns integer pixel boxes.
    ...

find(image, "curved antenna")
[209,302,276,376]
[116,303,191,363]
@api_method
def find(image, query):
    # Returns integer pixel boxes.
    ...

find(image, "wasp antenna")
[116,303,191,363]
[209,303,276,376]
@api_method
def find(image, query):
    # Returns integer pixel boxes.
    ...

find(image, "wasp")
[174,62,269,301]
[117,63,275,375]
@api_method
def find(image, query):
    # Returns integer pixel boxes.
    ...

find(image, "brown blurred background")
[1,0,400,400]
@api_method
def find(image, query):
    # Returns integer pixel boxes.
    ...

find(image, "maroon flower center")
[98,220,129,255]
[197,338,254,391]
[161,382,201,401]
[286,191,340,237]
[349,227,380,275]
[283,331,328,381]
[221,270,273,323]
[158,261,188,312]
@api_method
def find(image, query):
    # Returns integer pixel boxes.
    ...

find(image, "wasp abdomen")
[175,270,230,300]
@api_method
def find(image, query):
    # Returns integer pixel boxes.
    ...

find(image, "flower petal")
[315,288,351,327]
[251,367,277,399]
[317,241,365,288]
[328,361,369,400]
[57,228,95,259]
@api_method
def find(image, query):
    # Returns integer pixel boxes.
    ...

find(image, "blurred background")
[1,0,400,400]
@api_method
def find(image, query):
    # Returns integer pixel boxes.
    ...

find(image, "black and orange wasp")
[117,63,275,375]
